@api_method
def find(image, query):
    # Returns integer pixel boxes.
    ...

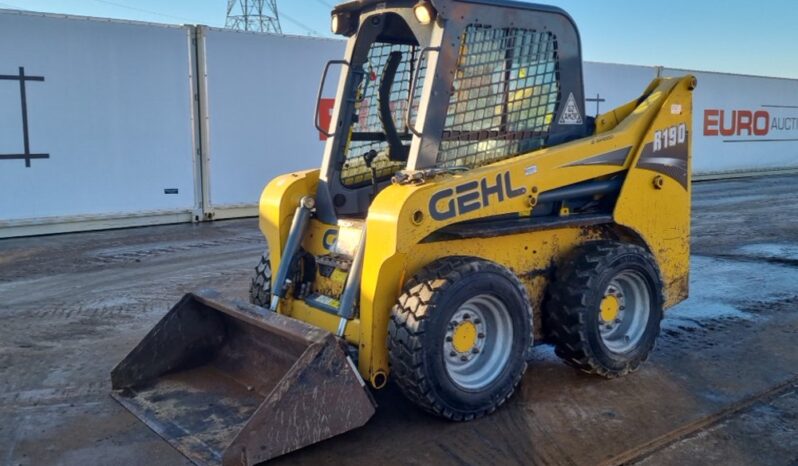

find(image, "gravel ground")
[1,175,797,466]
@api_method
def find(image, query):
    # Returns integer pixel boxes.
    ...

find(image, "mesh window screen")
[340,42,426,187]
[437,26,560,169]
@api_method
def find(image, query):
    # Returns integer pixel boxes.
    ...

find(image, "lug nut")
[463,313,471,320]
[615,319,622,324]
[446,336,452,342]
[460,355,468,362]
[471,348,480,354]
[450,351,457,357]
[474,318,482,324]
[478,333,485,339]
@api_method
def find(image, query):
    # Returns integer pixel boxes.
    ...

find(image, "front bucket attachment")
[111,290,375,465]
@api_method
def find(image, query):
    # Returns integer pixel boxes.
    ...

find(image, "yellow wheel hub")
[600,294,620,323]
[451,321,478,353]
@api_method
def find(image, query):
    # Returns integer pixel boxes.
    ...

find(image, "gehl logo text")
[429,171,527,221]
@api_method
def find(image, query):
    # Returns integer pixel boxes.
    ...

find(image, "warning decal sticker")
[558,92,583,125]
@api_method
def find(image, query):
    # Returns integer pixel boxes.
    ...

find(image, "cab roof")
[332,0,574,23]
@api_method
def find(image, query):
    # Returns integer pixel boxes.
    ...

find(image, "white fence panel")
[583,61,657,117]
[200,28,344,214]
[2,9,798,239]
[663,68,798,176]
[0,11,197,235]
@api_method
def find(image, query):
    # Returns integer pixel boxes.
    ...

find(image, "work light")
[331,14,340,34]
[413,1,435,24]
[331,12,355,35]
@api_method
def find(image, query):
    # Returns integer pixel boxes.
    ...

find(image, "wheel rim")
[598,270,651,354]
[443,294,513,390]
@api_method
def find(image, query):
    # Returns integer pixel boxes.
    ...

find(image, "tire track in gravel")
[0,244,262,309]
[85,233,264,266]
[0,241,263,419]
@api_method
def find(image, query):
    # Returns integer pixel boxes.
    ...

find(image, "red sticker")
[318,98,335,141]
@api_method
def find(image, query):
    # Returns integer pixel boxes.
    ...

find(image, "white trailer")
[195,26,344,219]
[663,68,798,178]
[1,8,797,238]
[0,9,199,238]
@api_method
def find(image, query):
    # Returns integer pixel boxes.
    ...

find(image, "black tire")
[249,253,272,307]
[546,241,664,378]
[388,257,532,421]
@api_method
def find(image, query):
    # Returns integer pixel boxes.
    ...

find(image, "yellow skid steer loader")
[112,0,696,464]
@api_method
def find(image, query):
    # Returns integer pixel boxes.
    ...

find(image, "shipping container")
[197,26,344,219]
[1,8,796,238]
[663,67,798,178]
[0,9,199,238]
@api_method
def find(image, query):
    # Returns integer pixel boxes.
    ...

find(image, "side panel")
[201,28,344,214]
[0,11,196,229]
[614,77,695,307]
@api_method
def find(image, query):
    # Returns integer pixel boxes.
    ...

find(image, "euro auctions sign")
[704,108,798,140]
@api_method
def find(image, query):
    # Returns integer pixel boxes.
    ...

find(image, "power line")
[226,0,282,34]
[278,10,321,36]
[88,0,201,24]
[225,1,321,37]
[0,2,27,10]
[313,0,335,9]
[4,0,322,36]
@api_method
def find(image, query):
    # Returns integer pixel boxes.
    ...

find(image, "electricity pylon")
[225,0,282,34]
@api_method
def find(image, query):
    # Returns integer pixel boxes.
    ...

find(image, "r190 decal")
[654,123,687,152]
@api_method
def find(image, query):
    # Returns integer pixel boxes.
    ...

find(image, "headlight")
[413,1,435,25]
[331,12,355,35]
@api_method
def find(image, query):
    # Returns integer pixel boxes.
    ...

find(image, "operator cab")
[315,0,589,222]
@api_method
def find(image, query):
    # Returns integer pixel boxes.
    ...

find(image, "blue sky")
[3,0,796,79]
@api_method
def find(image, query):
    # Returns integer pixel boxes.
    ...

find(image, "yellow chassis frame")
[259,76,695,387]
